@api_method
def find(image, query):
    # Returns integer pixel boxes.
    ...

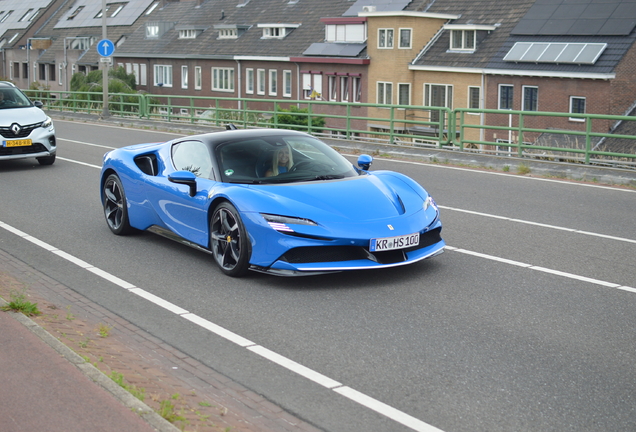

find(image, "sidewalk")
[0,248,322,432]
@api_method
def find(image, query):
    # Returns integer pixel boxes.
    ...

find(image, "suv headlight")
[42,117,53,128]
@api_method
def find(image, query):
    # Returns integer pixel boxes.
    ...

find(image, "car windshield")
[0,88,33,110]
[216,134,360,184]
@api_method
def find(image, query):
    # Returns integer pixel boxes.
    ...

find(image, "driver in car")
[265,144,293,176]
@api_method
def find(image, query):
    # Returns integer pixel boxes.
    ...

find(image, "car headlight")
[423,196,438,212]
[261,213,318,232]
[41,117,53,128]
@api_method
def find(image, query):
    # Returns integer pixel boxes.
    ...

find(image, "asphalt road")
[1,119,635,432]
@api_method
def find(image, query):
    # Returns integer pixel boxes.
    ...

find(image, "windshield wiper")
[312,174,345,180]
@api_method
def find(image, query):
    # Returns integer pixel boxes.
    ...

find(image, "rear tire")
[210,202,251,277]
[103,174,134,235]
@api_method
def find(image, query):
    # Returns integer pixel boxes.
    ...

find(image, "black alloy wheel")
[103,174,133,235]
[210,202,250,277]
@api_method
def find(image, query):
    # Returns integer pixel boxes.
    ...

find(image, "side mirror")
[168,170,197,197]
[34,101,44,109]
[357,154,373,171]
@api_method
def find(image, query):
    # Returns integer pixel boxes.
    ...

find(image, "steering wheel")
[289,160,315,172]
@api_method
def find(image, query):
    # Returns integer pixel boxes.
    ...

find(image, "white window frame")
[378,28,394,49]
[212,67,234,92]
[424,83,453,122]
[140,64,147,86]
[181,65,188,89]
[146,24,159,38]
[179,29,197,39]
[398,83,411,106]
[328,75,337,101]
[283,70,292,97]
[399,28,412,49]
[522,85,538,111]
[153,64,172,87]
[218,28,237,39]
[194,66,201,90]
[450,29,475,51]
[341,76,350,102]
[352,76,362,103]
[245,68,254,94]
[468,86,481,113]
[269,69,277,96]
[257,69,265,95]
[377,81,393,105]
[569,96,586,122]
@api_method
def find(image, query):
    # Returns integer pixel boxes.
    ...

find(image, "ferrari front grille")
[279,227,443,265]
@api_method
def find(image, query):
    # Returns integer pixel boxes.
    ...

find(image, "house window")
[146,2,159,15]
[325,23,366,43]
[328,75,337,101]
[19,9,33,22]
[352,76,362,103]
[499,85,514,110]
[302,72,322,99]
[269,70,277,96]
[283,70,292,97]
[257,69,265,95]
[39,64,46,80]
[263,27,284,38]
[451,30,475,51]
[154,65,172,87]
[181,66,188,89]
[398,83,410,106]
[378,29,394,48]
[424,84,453,122]
[194,66,201,90]
[377,82,393,105]
[569,96,585,121]
[212,67,234,92]
[67,6,82,20]
[341,76,350,102]
[132,64,140,85]
[468,86,481,111]
[522,86,538,111]
[218,28,237,39]
[140,64,147,86]
[179,29,198,39]
[146,24,159,38]
[12,62,19,78]
[49,64,55,81]
[246,68,254,94]
[399,29,412,49]
[1,11,13,23]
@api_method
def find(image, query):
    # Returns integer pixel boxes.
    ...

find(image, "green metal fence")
[33,90,636,168]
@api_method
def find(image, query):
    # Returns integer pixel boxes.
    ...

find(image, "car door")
[143,139,215,247]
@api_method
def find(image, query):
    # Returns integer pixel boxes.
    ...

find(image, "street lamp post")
[101,0,110,117]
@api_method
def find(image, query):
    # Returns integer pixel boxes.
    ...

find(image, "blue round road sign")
[97,39,115,57]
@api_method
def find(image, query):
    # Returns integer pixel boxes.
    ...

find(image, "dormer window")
[219,28,237,38]
[146,24,159,38]
[67,6,83,21]
[179,29,198,39]
[214,24,249,39]
[445,24,496,53]
[258,23,300,39]
[451,30,475,51]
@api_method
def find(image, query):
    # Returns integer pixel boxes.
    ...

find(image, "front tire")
[37,154,56,165]
[103,174,133,235]
[210,202,251,277]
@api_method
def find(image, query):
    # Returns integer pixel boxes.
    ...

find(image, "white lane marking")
[1,220,444,432]
[57,156,102,169]
[439,205,636,245]
[58,138,117,150]
[334,386,445,432]
[373,156,636,193]
[3,222,636,432]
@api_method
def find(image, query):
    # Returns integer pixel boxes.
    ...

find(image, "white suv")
[0,82,56,165]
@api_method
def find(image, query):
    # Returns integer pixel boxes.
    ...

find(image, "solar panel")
[504,42,607,64]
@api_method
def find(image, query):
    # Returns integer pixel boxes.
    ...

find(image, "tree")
[272,105,325,132]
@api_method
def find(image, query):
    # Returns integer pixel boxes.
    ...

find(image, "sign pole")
[101,0,110,117]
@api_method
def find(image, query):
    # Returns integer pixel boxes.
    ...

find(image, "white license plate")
[370,232,419,252]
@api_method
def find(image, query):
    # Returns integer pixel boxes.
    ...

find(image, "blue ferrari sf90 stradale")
[100,127,444,277]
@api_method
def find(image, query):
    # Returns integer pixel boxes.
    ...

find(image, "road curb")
[0,297,180,432]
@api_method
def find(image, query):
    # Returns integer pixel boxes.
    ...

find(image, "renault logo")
[11,123,21,135]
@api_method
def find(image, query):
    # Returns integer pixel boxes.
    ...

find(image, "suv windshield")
[0,87,33,110]
[217,134,360,184]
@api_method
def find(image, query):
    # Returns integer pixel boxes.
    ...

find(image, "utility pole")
[101,0,110,117]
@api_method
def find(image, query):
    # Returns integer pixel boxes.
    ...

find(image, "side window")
[172,140,213,179]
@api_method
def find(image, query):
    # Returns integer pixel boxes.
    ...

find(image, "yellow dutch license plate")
[4,139,32,147]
